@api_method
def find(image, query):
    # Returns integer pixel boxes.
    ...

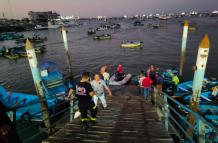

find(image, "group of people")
[67,64,128,130]
[138,64,180,100]
[68,65,113,130]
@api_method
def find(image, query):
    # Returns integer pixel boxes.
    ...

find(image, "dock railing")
[5,93,78,143]
[4,87,218,143]
[152,87,218,143]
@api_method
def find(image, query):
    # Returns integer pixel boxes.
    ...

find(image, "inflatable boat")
[109,74,132,86]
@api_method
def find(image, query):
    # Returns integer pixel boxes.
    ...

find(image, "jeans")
[93,93,107,108]
[140,87,144,95]
[143,88,149,99]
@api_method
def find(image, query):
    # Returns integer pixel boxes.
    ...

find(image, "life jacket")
[142,77,153,88]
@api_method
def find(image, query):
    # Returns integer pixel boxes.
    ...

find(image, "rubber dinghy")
[109,74,132,86]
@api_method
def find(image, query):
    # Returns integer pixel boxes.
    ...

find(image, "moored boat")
[93,34,111,40]
[0,32,24,41]
[87,28,96,35]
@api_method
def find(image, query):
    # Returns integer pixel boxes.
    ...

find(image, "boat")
[15,36,47,44]
[133,21,144,26]
[0,85,56,121]
[3,54,19,60]
[159,15,171,20]
[188,27,197,31]
[34,21,60,30]
[0,32,24,41]
[177,78,218,93]
[152,24,160,29]
[0,61,73,121]
[109,23,121,29]
[109,74,132,86]
[96,25,109,31]
[87,28,96,35]
[34,25,48,30]
[121,41,143,48]
[93,34,111,40]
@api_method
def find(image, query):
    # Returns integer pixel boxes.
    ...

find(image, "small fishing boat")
[93,34,111,40]
[133,21,144,26]
[152,24,160,29]
[15,36,47,44]
[40,61,73,97]
[1,45,45,59]
[0,61,73,121]
[109,74,132,86]
[188,27,197,31]
[109,23,121,29]
[121,41,143,48]
[0,32,24,41]
[96,25,109,31]
[0,85,57,121]
[34,25,48,30]
[3,54,19,60]
[87,28,96,35]
[177,78,218,93]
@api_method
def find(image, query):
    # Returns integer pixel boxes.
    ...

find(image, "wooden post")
[188,34,210,137]
[61,26,73,75]
[179,21,189,79]
[25,39,51,128]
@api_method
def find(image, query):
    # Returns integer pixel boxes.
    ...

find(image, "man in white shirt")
[91,74,112,109]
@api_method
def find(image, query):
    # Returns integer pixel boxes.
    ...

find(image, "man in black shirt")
[68,72,97,130]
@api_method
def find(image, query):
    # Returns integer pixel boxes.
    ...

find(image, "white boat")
[109,74,132,86]
[159,16,171,20]
[47,21,60,29]
[34,25,48,30]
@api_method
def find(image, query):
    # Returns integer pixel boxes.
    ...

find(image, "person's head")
[150,64,155,71]
[139,73,143,78]
[173,72,177,77]
[81,72,90,81]
[94,74,101,81]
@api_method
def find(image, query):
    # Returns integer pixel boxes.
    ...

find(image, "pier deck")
[43,86,173,143]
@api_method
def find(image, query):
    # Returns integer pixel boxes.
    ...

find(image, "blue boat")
[177,78,218,93]
[0,85,57,121]
[0,32,24,41]
[0,61,72,121]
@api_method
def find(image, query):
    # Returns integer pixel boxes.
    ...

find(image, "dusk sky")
[0,0,218,18]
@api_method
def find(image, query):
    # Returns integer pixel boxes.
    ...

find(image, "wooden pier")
[43,86,173,143]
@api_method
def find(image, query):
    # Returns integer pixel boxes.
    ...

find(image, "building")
[28,11,60,24]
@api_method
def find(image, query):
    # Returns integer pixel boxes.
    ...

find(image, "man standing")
[68,72,97,130]
[91,74,112,109]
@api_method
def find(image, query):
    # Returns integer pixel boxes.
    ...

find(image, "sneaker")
[82,122,89,130]
[90,120,98,125]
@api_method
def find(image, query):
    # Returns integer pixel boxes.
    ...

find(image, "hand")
[108,92,112,97]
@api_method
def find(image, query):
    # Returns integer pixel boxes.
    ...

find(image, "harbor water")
[0,17,218,93]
